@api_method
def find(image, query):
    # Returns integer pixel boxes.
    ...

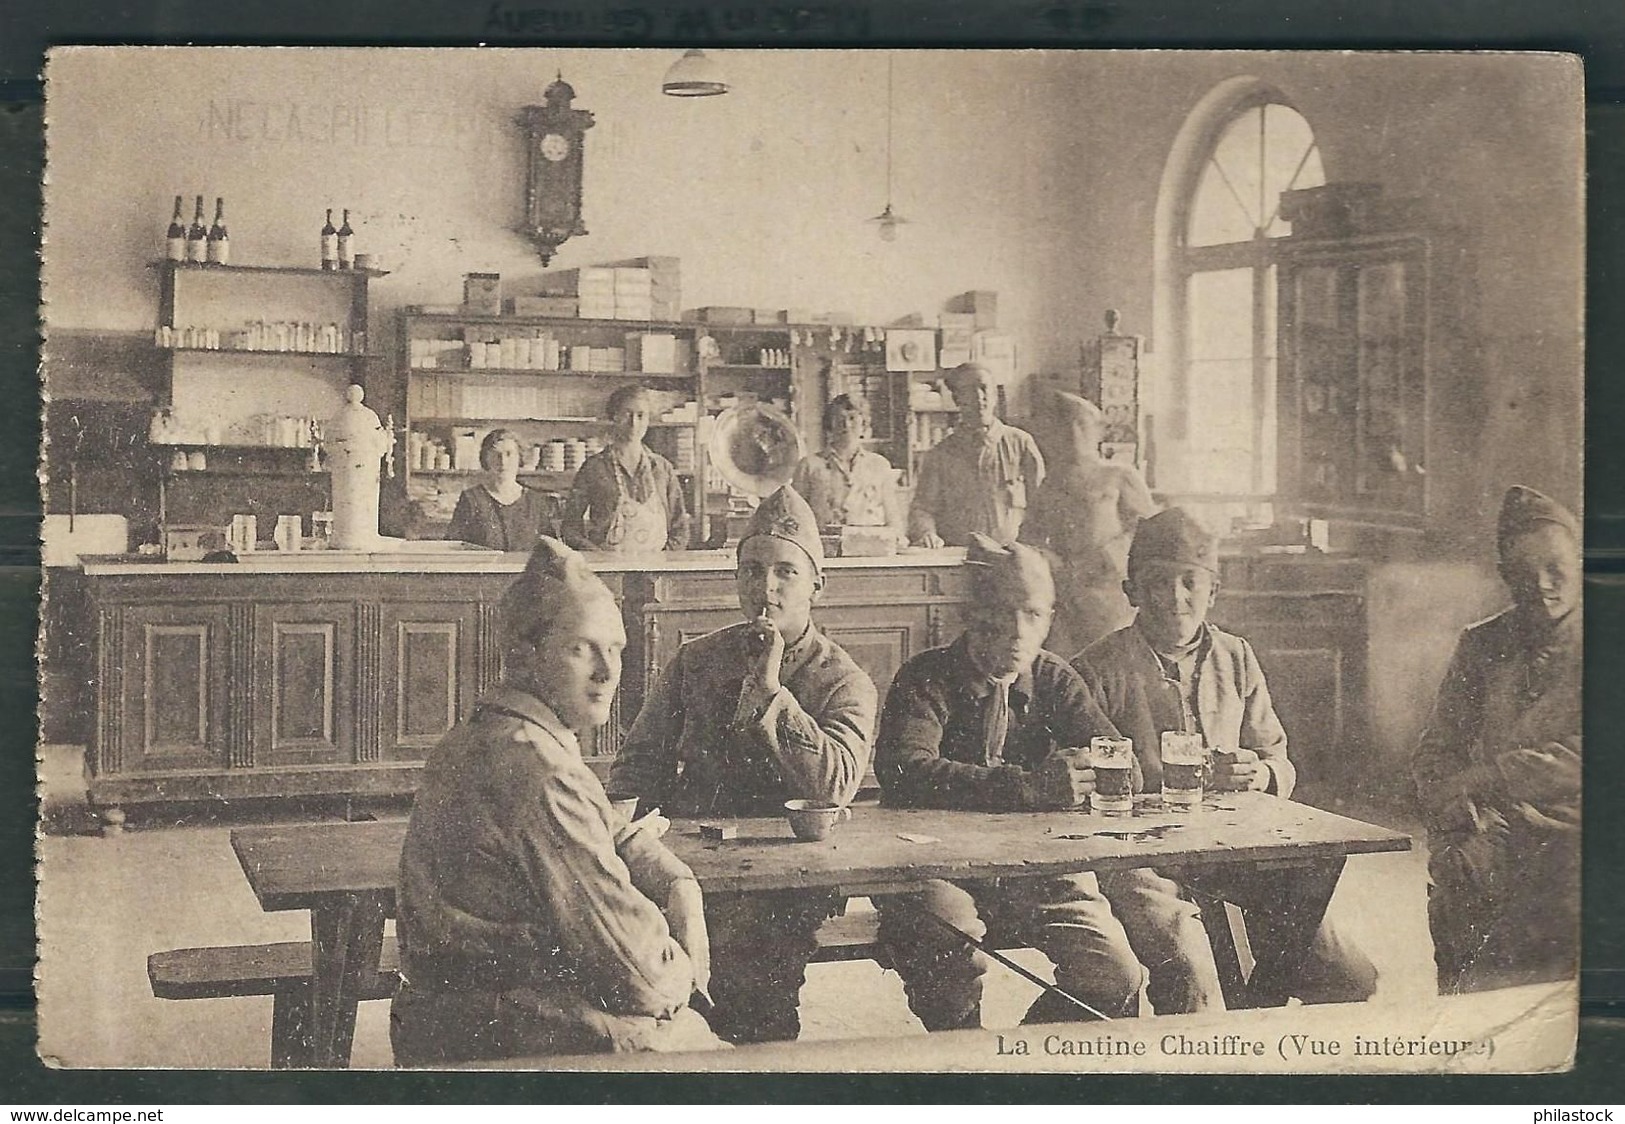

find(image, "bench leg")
[271,980,314,1069]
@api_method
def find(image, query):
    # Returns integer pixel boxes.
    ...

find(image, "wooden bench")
[148,910,894,1067]
[148,937,405,1068]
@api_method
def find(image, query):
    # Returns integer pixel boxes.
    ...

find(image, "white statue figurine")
[326,385,393,551]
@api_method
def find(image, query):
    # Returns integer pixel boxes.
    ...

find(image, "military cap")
[739,484,824,575]
[966,532,1055,605]
[1127,507,1219,575]
[1497,485,1580,553]
[1053,391,1104,428]
[501,536,618,651]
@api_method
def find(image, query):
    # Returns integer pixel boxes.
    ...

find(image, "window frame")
[1152,79,1326,502]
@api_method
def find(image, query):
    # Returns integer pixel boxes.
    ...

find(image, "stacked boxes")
[947,290,999,330]
[538,256,682,321]
[576,267,617,320]
[606,256,680,321]
[613,269,654,321]
[625,332,678,374]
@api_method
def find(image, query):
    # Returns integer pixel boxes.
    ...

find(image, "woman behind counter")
[791,394,905,540]
[562,385,691,553]
[446,428,561,552]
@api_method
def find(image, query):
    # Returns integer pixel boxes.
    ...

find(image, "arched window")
[1153,81,1325,502]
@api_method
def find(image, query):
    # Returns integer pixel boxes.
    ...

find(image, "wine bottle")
[165,196,185,261]
[206,196,230,265]
[186,195,207,263]
[320,208,337,271]
[336,208,354,270]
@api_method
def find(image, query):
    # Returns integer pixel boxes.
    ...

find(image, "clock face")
[540,133,571,162]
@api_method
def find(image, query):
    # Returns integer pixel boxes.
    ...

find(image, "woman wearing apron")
[562,385,692,553]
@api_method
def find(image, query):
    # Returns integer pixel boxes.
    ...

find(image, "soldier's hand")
[1028,752,1096,810]
[917,531,946,549]
[666,880,711,999]
[1495,742,1582,803]
[744,612,785,695]
[1211,747,1269,792]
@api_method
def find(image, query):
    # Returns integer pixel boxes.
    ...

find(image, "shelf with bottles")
[406,321,696,378]
[151,260,389,280]
[409,415,696,428]
[409,367,690,380]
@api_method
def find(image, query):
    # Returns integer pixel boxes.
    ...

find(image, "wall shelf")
[163,468,329,478]
[410,415,695,428]
[404,310,689,331]
[150,260,389,279]
[407,367,689,379]
[161,346,382,359]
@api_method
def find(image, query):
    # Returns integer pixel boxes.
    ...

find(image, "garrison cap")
[739,485,824,575]
[966,532,1055,606]
[1127,507,1219,575]
[1497,485,1579,554]
[501,536,618,651]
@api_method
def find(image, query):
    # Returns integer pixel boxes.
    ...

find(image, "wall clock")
[517,75,595,266]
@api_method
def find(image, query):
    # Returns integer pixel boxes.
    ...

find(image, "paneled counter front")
[70,545,1368,825]
[73,547,973,825]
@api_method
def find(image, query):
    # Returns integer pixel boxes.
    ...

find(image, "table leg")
[1193,894,1252,1010]
[1181,857,1346,1010]
[308,892,388,1068]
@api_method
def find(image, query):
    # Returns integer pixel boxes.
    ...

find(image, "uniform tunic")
[874,636,1122,811]
[792,447,903,530]
[908,419,1045,546]
[1413,607,1581,992]
[610,621,877,818]
[391,687,718,1064]
[1073,623,1293,796]
[446,485,560,552]
[562,446,690,552]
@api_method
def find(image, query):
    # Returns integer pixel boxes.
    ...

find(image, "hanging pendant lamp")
[868,53,910,240]
[662,49,729,97]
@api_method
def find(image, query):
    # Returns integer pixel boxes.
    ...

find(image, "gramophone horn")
[709,403,803,497]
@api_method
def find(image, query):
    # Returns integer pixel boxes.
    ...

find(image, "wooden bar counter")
[73,545,973,824]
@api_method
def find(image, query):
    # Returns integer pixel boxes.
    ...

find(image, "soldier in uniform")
[1414,486,1581,993]
[1073,508,1378,1011]
[609,485,879,1043]
[391,538,723,1065]
[873,535,1165,1028]
[909,362,1046,547]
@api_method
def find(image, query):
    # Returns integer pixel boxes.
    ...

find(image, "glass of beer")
[1089,736,1135,816]
[1161,731,1209,812]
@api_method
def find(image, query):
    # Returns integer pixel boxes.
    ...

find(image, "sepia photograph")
[34,46,1583,1073]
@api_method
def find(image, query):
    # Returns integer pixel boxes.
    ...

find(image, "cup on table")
[784,799,851,842]
[1089,736,1135,817]
[1161,732,1210,812]
[606,794,640,823]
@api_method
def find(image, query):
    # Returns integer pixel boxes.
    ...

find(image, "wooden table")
[230,793,1410,1067]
